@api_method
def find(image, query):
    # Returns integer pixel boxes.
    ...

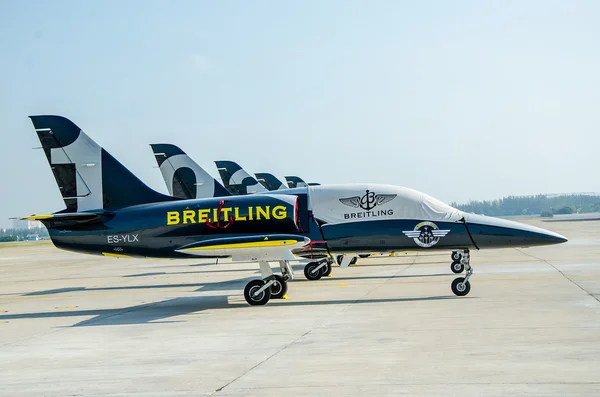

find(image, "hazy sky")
[1,1,599,227]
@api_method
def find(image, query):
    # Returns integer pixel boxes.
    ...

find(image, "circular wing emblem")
[402,221,450,248]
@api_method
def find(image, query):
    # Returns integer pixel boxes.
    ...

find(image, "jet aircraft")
[214,160,267,195]
[255,173,287,191]
[285,176,320,188]
[151,144,352,265]
[150,143,231,200]
[23,115,568,306]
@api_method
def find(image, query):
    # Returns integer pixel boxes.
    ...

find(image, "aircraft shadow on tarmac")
[0,295,465,327]
[122,268,258,278]
[321,273,449,282]
[21,272,450,297]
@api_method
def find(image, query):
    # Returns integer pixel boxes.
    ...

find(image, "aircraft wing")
[175,234,310,261]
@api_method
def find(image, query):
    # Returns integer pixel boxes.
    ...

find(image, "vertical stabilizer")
[150,144,231,199]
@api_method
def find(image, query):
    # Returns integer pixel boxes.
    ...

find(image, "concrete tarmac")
[0,218,599,396]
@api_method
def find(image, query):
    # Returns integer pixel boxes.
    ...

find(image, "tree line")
[0,227,50,242]
[451,194,600,217]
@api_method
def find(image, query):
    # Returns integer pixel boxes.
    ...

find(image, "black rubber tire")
[336,255,344,265]
[244,279,271,305]
[451,277,471,297]
[358,254,371,258]
[270,275,288,299]
[451,260,465,274]
[350,256,358,265]
[304,262,323,281]
[451,251,462,261]
[321,263,332,277]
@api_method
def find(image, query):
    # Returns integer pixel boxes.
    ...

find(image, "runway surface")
[0,218,599,396]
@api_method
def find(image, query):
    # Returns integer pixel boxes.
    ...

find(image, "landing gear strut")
[304,257,334,281]
[451,250,473,296]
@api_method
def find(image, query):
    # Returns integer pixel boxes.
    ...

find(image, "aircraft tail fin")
[150,144,231,200]
[29,115,178,212]
[255,173,287,191]
[285,176,308,188]
[214,160,267,195]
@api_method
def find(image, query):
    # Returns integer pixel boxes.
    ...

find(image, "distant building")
[12,219,40,230]
[25,234,40,241]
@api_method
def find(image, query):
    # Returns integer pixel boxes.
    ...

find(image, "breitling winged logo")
[402,221,450,248]
[339,190,397,211]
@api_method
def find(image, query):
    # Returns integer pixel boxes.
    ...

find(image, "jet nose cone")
[464,214,568,249]
[532,229,568,246]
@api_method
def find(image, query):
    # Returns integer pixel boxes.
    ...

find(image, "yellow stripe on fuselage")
[102,252,133,258]
[184,239,298,251]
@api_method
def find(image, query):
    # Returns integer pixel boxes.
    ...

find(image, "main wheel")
[321,263,332,277]
[451,260,464,274]
[350,256,358,265]
[304,262,323,281]
[244,279,271,305]
[451,251,462,261]
[336,255,344,265]
[451,277,471,296]
[270,275,288,299]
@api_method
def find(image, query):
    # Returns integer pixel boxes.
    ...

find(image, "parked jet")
[214,160,267,196]
[23,115,568,306]
[285,176,320,188]
[285,176,307,188]
[255,173,287,191]
[150,143,231,199]
[151,145,349,264]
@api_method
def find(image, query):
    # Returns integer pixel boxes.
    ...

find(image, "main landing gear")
[304,257,334,281]
[450,250,473,296]
[244,260,293,306]
[336,255,357,266]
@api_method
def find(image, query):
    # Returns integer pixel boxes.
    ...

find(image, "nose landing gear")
[450,250,472,296]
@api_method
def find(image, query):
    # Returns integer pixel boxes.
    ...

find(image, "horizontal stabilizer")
[21,211,110,226]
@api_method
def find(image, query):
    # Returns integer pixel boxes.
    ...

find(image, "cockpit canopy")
[308,184,463,225]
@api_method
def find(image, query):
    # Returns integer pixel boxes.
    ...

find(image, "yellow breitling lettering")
[272,205,287,220]
[248,206,254,220]
[212,208,218,222]
[221,207,232,220]
[234,207,247,221]
[183,210,196,224]
[198,208,211,223]
[256,206,270,220]
[167,211,180,225]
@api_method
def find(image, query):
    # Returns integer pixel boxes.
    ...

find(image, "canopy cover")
[308,184,463,225]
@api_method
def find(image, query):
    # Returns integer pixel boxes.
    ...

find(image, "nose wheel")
[451,251,462,261]
[451,261,464,273]
[450,250,470,273]
[451,277,471,296]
